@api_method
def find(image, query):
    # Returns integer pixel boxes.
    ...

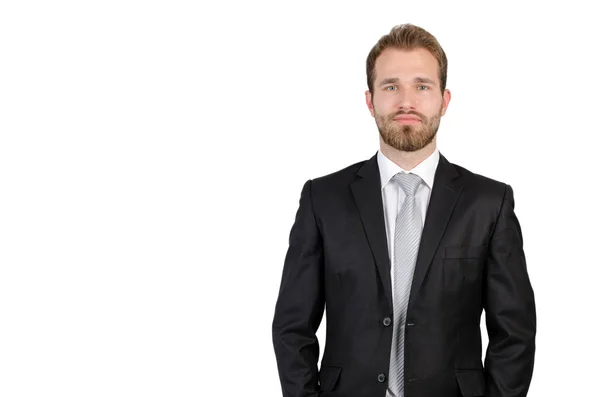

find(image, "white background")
[1,0,599,396]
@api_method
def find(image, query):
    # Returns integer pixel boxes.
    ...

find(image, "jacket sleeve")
[484,184,537,396]
[272,179,325,397]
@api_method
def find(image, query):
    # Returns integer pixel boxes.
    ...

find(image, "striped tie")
[388,172,423,397]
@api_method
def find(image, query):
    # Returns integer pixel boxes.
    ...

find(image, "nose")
[394,87,417,110]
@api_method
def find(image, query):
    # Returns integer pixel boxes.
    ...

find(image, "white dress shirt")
[378,149,440,397]
[376,148,440,297]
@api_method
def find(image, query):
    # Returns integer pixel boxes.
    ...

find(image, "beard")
[375,107,442,152]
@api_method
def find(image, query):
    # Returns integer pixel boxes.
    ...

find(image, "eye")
[385,85,397,91]
[417,85,429,91]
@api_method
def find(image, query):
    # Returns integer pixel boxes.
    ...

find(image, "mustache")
[389,110,425,120]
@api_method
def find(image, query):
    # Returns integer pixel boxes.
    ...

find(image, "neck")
[379,137,437,171]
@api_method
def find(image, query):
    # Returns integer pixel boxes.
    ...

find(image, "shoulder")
[313,159,366,183]
[304,157,370,197]
[449,160,512,202]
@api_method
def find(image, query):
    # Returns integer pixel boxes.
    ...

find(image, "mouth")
[393,116,421,125]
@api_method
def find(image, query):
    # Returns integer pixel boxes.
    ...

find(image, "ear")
[441,89,451,116]
[365,90,375,117]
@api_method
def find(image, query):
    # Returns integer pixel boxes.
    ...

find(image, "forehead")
[374,48,439,83]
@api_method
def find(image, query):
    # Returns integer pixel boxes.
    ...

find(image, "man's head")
[365,24,451,153]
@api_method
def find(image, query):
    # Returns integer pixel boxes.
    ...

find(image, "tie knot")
[393,172,422,196]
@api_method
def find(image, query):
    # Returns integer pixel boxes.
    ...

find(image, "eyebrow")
[414,77,437,85]
[378,77,437,87]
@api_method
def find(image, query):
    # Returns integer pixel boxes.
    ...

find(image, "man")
[272,24,536,397]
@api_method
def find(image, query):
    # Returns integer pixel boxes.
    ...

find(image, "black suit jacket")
[272,152,536,397]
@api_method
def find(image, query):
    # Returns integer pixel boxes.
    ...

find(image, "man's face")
[366,48,451,152]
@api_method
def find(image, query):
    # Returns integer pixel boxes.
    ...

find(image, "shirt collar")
[377,148,440,191]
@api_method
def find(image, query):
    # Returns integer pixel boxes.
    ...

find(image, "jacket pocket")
[455,369,485,396]
[444,245,487,259]
[319,365,342,392]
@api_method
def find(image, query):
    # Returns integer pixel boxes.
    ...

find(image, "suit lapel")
[351,154,393,309]
[350,151,464,311]
[409,152,464,309]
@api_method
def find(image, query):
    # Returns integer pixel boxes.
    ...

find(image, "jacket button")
[377,373,386,383]
[383,317,392,327]
[406,323,415,327]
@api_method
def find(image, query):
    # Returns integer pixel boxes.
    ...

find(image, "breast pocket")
[442,245,487,290]
[444,245,487,259]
